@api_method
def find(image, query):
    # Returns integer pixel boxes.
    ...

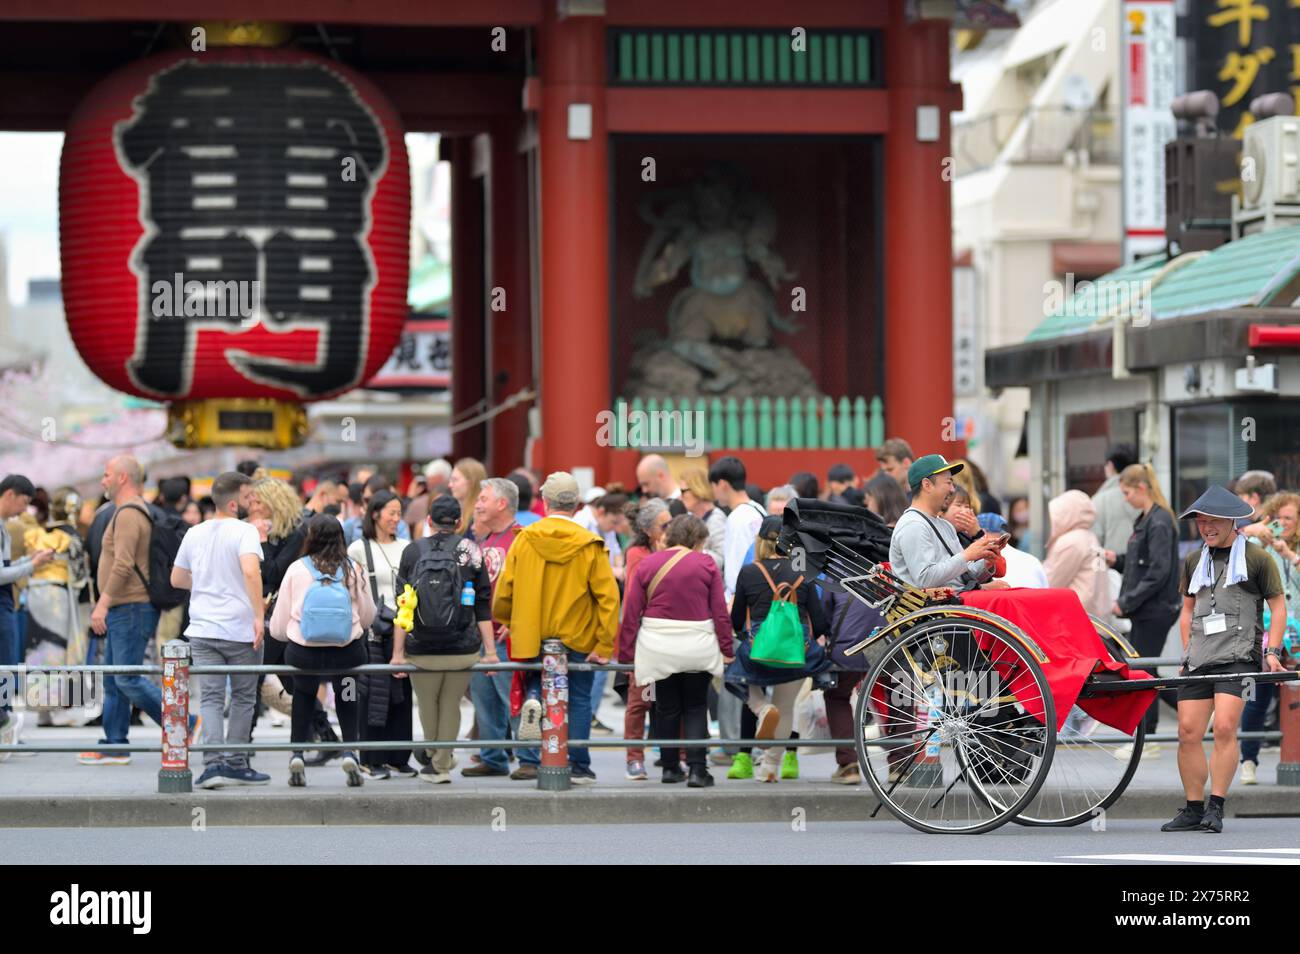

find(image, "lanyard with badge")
[1203,555,1229,636]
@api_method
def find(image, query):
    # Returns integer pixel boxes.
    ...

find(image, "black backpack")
[111,502,189,610]
[409,536,473,639]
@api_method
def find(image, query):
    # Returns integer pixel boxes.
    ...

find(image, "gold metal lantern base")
[168,398,308,449]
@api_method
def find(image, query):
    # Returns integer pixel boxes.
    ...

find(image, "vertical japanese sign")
[1122,1,1178,261]
[1188,0,1300,140]
[952,265,978,397]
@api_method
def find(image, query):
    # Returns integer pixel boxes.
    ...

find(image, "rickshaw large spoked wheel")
[999,619,1148,828]
[855,616,1056,835]
[1002,711,1144,827]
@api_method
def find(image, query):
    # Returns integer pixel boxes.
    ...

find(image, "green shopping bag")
[748,564,807,668]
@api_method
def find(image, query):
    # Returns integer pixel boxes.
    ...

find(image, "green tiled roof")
[1149,224,1300,319]
[1024,224,1300,344]
[1025,254,1168,341]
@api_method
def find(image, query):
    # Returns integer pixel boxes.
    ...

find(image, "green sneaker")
[727,752,754,780]
[781,750,799,780]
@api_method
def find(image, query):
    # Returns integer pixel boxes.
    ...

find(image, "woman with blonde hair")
[678,467,725,568]
[1104,462,1181,751]
[248,477,319,739]
[449,458,486,538]
[249,476,304,548]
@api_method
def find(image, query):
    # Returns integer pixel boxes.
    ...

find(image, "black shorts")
[1177,660,1261,701]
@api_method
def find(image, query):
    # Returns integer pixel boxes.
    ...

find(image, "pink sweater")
[269,558,377,646]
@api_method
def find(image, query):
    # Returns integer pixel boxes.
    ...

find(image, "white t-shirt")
[724,499,767,598]
[574,506,623,563]
[1000,545,1050,589]
[348,537,409,608]
[175,517,264,643]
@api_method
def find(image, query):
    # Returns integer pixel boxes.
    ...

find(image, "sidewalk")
[1,704,1294,828]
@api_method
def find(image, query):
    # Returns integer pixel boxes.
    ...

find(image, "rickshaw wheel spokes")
[855,617,1056,835]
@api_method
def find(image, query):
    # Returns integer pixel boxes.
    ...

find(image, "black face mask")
[236,505,249,520]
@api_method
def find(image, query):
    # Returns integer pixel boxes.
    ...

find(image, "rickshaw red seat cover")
[959,588,1156,734]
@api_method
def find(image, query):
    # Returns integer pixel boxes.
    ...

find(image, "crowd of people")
[0,439,1291,816]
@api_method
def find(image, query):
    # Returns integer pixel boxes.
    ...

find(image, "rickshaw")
[779,499,1298,835]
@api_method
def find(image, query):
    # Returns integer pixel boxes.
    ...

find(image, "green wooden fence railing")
[608,395,884,451]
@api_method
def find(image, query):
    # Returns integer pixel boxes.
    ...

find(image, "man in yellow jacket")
[493,471,619,784]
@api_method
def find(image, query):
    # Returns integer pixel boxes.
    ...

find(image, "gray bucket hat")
[1179,485,1253,520]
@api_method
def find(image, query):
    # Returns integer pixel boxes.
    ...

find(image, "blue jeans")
[0,589,14,718]
[1241,682,1277,764]
[470,664,539,771]
[99,602,164,745]
[566,649,595,772]
[590,669,608,719]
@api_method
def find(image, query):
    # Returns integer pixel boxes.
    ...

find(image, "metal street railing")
[2,644,1290,790]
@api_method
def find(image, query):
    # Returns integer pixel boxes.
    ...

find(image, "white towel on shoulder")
[1187,533,1248,594]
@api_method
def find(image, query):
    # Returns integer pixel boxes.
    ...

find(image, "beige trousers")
[747,681,802,771]
[408,652,478,773]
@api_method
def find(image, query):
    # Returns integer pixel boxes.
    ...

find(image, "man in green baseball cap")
[906,454,964,493]
[888,454,1005,590]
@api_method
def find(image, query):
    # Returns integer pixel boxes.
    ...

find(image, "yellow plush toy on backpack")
[395,583,418,632]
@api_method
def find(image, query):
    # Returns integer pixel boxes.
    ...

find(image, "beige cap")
[540,471,580,499]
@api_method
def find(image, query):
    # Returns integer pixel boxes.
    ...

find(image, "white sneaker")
[1112,742,1135,762]
[1241,760,1258,785]
[0,711,23,762]
[517,699,543,741]
[1142,742,1162,759]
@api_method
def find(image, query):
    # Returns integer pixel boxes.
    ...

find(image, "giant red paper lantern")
[59,45,409,446]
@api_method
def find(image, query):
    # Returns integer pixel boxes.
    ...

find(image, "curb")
[2,787,1297,828]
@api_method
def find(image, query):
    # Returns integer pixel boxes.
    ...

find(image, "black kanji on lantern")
[115,60,388,398]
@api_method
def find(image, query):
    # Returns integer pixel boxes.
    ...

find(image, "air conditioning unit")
[1241,115,1300,210]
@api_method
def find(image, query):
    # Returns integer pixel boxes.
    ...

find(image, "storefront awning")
[988,224,1300,388]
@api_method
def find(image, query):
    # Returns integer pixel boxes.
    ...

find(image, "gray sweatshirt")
[889,507,993,589]
[0,521,35,587]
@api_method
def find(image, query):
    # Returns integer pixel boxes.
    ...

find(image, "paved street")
[1,697,1284,798]
[5,818,1300,865]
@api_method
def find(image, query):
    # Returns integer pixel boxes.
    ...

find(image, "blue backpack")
[299,557,354,645]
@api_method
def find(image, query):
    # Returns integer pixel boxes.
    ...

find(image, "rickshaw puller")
[1161,486,1286,834]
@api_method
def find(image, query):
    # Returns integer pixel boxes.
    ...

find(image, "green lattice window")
[609,28,879,87]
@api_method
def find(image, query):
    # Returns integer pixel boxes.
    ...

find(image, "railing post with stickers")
[158,639,192,794]
[1278,660,1300,786]
[537,637,570,791]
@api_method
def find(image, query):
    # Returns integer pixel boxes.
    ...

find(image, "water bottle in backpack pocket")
[410,539,474,643]
[299,557,355,645]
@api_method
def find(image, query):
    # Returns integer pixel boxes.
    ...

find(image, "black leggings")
[653,672,712,769]
[285,640,367,748]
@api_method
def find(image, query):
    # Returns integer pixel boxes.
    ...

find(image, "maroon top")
[617,547,735,663]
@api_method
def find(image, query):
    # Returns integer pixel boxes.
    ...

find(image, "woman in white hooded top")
[1044,490,1111,619]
